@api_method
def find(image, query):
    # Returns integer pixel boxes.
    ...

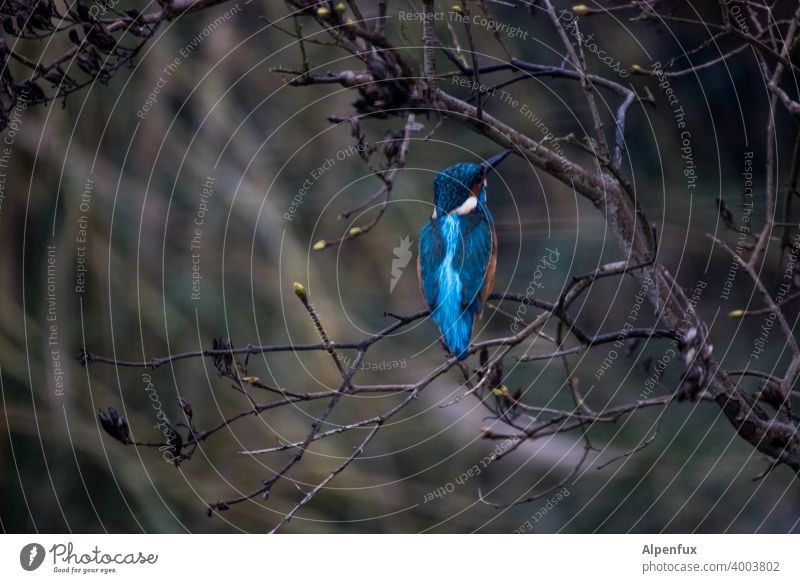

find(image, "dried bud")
[177,397,193,420]
[212,336,234,374]
[98,407,130,445]
[382,132,400,160]
[572,4,590,16]
[316,7,331,18]
[348,226,363,236]
[116,415,130,444]
[716,197,735,229]
[624,337,640,357]
[312,240,326,251]
[164,423,183,465]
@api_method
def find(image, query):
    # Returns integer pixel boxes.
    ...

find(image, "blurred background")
[1,0,799,533]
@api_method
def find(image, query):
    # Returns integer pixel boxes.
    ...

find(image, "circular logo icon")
[19,543,46,571]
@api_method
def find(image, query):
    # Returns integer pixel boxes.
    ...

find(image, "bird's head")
[432,151,510,217]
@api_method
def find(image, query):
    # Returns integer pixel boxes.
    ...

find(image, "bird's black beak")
[481,150,511,174]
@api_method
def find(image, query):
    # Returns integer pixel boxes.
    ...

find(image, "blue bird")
[418,151,510,360]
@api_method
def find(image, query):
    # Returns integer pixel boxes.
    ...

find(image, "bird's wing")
[456,214,494,316]
[480,227,498,306]
[418,219,444,309]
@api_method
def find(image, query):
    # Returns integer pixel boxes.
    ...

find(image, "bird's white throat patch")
[451,195,477,216]
[431,194,478,220]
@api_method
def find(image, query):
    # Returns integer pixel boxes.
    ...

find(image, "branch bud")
[293,282,308,302]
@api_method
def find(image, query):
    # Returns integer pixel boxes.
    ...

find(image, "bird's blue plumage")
[419,161,496,360]
[433,163,485,214]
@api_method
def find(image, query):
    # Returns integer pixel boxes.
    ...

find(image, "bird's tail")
[433,304,474,361]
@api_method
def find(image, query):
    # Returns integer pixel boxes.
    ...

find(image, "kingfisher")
[418,150,511,360]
